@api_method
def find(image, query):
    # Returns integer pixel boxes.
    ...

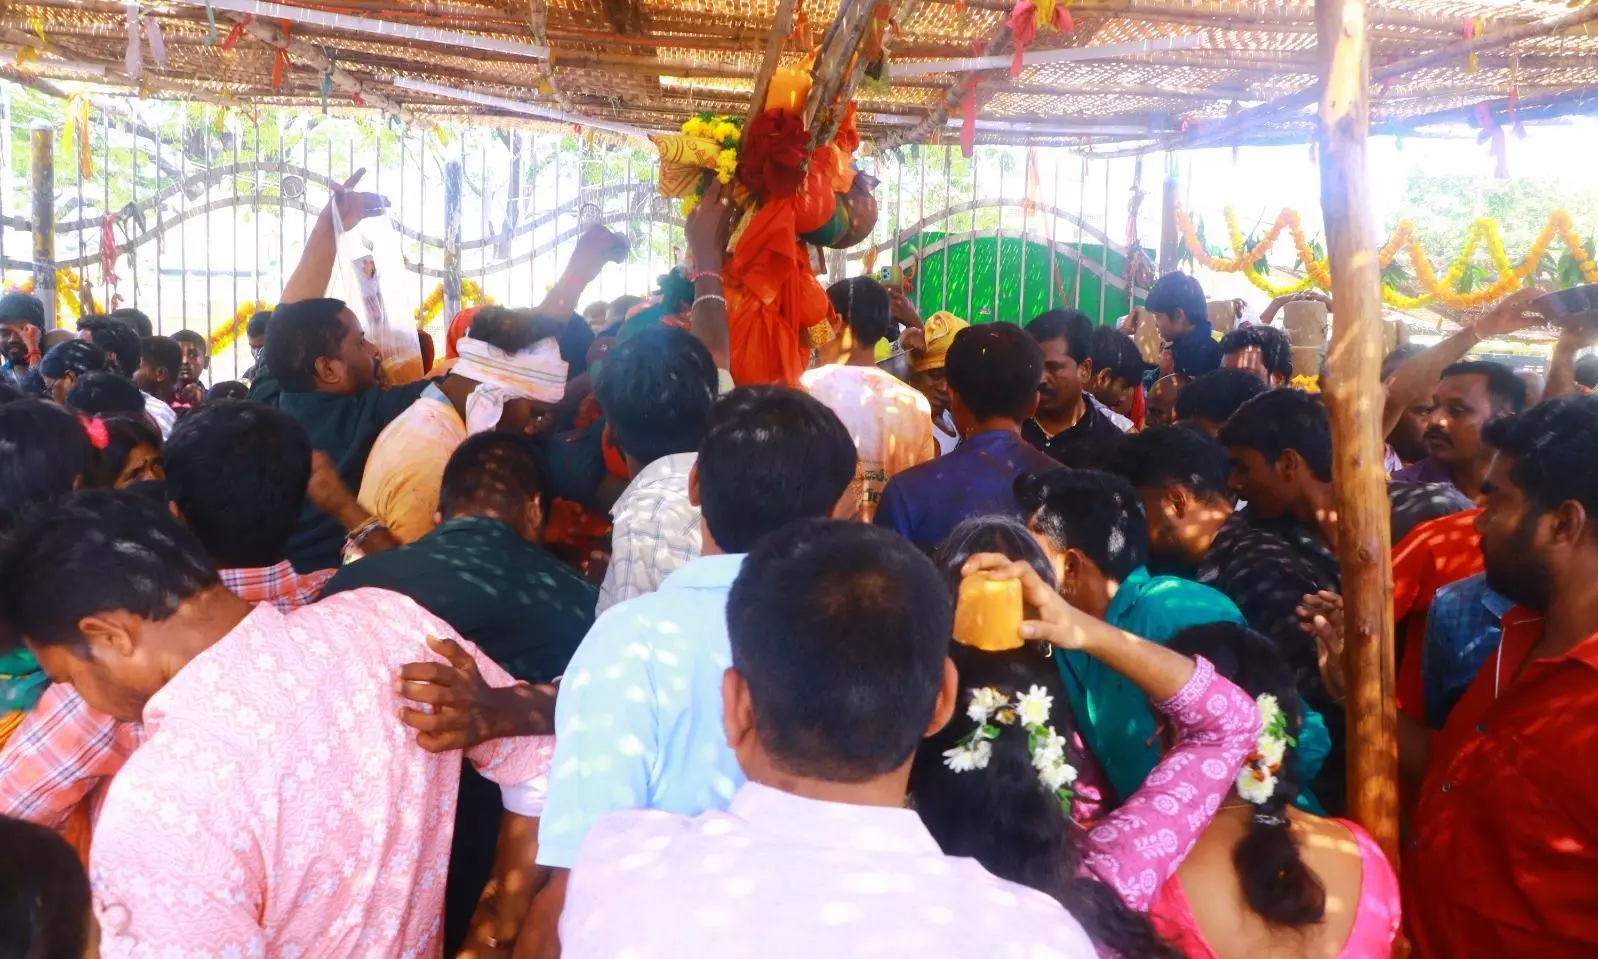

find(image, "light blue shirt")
[536,553,747,868]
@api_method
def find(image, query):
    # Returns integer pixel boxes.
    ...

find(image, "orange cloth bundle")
[725,116,847,387]
[721,106,872,386]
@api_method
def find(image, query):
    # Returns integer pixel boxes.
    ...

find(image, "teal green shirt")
[1057,567,1246,803]
[253,375,430,573]
[1057,566,1330,812]
[0,648,46,713]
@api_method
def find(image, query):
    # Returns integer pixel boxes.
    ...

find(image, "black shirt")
[1021,400,1125,469]
[1169,322,1223,376]
[1196,480,1471,813]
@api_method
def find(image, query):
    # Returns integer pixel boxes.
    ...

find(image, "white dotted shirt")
[537,554,747,869]
[561,782,1097,959]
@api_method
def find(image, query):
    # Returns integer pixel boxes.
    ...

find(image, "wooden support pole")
[29,120,54,329]
[442,159,463,325]
[803,0,879,146]
[748,0,798,119]
[1158,170,1180,274]
[1315,0,1399,865]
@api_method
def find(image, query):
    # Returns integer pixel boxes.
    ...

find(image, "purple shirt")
[562,782,1098,958]
[1391,456,1452,486]
[875,429,1060,551]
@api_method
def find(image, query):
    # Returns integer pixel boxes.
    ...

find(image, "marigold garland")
[677,113,742,217]
[414,278,491,326]
[208,299,270,357]
[1175,203,1598,311]
[11,267,89,318]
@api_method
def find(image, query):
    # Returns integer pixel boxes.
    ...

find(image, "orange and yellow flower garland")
[414,278,492,327]
[208,300,270,358]
[1174,204,1598,311]
[10,267,89,318]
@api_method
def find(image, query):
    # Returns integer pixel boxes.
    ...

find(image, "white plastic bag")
[327,213,423,386]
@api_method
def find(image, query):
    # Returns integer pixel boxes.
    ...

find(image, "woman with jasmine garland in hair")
[911,518,1261,958]
[1150,624,1400,959]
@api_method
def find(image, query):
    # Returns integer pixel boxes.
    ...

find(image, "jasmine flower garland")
[943,685,1078,813]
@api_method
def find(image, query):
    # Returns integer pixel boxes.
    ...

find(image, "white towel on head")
[452,336,568,434]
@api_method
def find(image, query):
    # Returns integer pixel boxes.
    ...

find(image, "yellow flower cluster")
[208,299,271,357]
[715,147,739,185]
[1176,203,1598,312]
[681,114,742,203]
[414,278,492,326]
[681,115,742,147]
[14,267,88,317]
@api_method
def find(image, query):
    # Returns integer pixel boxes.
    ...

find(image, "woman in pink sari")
[911,519,1261,958]
[1150,624,1401,959]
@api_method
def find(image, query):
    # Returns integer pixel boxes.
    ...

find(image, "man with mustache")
[1021,308,1124,468]
[0,292,44,385]
[247,171,432,571]
[1410,395,1598,958]
[1393,360,1527,501]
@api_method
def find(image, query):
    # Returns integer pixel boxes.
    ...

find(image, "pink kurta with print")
[1077,656,1263,912]
[89,589,553,959]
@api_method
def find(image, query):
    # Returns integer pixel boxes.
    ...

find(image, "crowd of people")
[1,173,1596,959]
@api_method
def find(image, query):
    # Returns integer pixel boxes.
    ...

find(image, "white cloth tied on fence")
[453,336,567,434]
[124,3,142,80]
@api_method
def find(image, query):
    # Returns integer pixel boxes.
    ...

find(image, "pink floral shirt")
[1078,656,1262,912]
[89,589,554,958]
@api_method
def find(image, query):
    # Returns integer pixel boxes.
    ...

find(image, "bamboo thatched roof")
[5,0,1598,150]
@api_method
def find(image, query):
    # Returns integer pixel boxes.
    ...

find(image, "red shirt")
[1410,609,1598,957]
[1391,509,1484,722]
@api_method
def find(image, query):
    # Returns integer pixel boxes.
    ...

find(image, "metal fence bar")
[1073,156,1087,309]
[179,105,190,337]
[1100,158,1111,323]
[29,122,54,328]
[965,148,977,323]
[5,102,1139,343]
[1019,150,1029,323]
[1049,157,1060,309]
[939,146,950,316]
[443,159,463,321]
[984,147,997,324]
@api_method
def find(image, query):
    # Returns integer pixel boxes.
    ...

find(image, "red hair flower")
[80,414,109,450]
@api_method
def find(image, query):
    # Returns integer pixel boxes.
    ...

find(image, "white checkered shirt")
[596,452,702,615]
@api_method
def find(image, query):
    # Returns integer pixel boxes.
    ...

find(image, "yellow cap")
[911,311,970,373]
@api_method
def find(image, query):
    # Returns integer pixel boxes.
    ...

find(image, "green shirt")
[1057,566,1247,803]
[0,648,46,713]
[320,515,596,684]
[251,371,430,572]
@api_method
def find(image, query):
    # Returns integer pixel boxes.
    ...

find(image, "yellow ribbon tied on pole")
[62,95,93,179]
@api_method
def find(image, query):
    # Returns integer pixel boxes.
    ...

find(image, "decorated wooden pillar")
[29,120,55,328]
[1158,166,1180,275]
[1315,0,1400,865]
[442,159,463,325]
